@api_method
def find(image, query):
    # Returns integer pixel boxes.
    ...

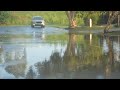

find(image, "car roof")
[32,16,44,20]
[33,16,42,18]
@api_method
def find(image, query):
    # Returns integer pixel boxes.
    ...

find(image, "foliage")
[4,11,69,26]
[0,11,10,24]
[1,11,118,28]
[76,11,106,26]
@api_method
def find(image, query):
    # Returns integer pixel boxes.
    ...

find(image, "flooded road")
[0,26,120,79]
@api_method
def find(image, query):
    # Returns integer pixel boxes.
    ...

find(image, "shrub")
[0,11,10,24]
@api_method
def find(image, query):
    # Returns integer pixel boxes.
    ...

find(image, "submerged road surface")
[0,26,120,79]
[0,25,67,35]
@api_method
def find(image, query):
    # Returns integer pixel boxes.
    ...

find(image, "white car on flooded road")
[31,16,45,28]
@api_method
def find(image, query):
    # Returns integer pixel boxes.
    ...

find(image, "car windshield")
[32,17,43,20]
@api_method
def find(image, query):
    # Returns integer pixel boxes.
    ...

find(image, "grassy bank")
[5,11,69,26]
[0,34,32,39]
[1,11,119,31]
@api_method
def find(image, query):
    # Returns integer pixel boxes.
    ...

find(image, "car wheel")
[41,25,45,28]
[31,25,34,28]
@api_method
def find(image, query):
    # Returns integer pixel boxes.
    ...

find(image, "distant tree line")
[66,11,120,31]
[66,11,109,28]
[0,11,120,32]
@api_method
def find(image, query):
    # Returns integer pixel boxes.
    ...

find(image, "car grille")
[36,22,42,23]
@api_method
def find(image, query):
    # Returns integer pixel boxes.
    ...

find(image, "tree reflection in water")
[103,35,113,79]
[34,33,120,79]
[5,63,26,78]
[1,32,120,79]
[103,35,120,79]
[26,66,36,79]
[35,32,107,79]
[4,48,27,79]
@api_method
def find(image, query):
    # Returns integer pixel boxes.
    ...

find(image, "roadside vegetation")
[0,34,32,39]
[0,11,120,31]
[0,11,68,26]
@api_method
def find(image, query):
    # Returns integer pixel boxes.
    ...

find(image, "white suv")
[31,16,45,28]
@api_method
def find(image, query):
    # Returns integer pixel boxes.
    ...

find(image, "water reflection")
[34,33,120,79]
[32,28,45,40]
[103,35,120,79]
[0,46,27,79]
[90,33,92,45]
[34,33,103,79]
[26,66,36,79]
[0,32,120,79]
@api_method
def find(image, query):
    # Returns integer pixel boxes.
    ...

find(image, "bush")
[0,11,10,24]
[84,13,100,26]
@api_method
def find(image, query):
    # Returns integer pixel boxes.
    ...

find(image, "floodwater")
[0,26,120,79]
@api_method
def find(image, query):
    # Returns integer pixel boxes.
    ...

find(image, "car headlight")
[43,21,45,24]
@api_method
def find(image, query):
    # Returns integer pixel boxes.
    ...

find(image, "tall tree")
[66,11,77,28]
[104,11,120,33]
[104,35,114,78]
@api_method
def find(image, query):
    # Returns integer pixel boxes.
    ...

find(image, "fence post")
[89,18,92,28]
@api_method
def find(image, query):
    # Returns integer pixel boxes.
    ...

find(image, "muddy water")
[0,26,120,79]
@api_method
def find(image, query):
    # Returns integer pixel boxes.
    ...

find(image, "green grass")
[47,24,68,28]
[107,31,120,35]
[1,11,120,32]
[65,26,105,30]
[45,33,68,41]
[0,34,32,39]
[5,11,69,26]
[45,33,86,44]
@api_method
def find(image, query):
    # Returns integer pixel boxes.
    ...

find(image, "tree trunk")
[66,11,77,28]
[64,33,77,56]
[105,36,114,79]
[104,11,119,33]
[118,15,120,27]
